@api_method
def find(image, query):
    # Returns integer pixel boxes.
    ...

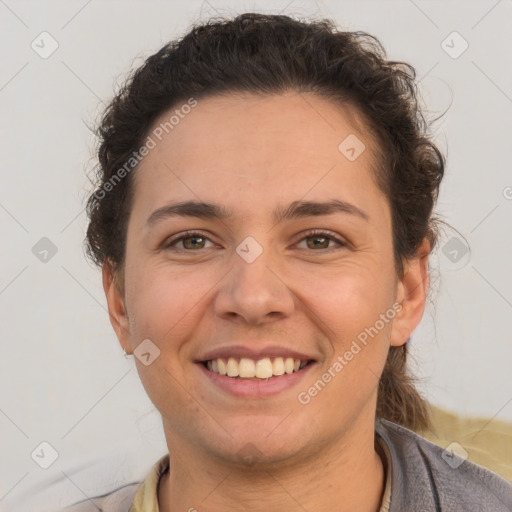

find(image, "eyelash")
[164,229,348,252]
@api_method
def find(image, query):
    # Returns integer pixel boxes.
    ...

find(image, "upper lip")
[198,345,316,362]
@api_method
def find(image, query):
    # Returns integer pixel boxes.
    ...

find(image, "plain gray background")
[1,0,511,510]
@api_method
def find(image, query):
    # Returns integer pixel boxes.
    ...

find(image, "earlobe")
[390,238,430,347]
[102,261,132,355]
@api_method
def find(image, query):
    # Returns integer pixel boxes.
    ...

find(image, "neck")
[158,417,385,512]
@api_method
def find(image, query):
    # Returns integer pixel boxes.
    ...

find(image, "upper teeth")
[206,357,307,379]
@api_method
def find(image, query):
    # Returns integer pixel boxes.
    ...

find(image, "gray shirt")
[375,418,512,511]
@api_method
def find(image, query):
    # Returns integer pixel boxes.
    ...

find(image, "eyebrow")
[146,199,369,226]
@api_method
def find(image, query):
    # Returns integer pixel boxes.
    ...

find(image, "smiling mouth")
[202,357,313,380]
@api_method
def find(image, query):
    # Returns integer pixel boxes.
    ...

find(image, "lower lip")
[197,362,316,398]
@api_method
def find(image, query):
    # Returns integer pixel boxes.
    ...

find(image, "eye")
[296,230,347,251]
[163,229,348,252]
[164,231,216,250]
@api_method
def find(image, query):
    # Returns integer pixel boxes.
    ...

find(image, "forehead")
[132,92,385,221]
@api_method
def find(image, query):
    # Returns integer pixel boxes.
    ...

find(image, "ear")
[102,261,132,355]
[390,237,430,347]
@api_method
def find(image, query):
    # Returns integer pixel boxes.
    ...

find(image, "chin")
[203,418,314,468]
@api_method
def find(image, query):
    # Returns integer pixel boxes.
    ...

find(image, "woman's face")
[105,91,426,466]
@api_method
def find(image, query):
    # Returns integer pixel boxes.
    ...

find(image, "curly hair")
[85,13,445,432]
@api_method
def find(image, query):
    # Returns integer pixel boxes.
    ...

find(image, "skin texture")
[103,91,430,511]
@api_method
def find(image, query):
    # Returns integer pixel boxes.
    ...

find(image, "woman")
[82,13,512,512]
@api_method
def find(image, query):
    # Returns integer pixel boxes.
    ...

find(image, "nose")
[213,241,295,326]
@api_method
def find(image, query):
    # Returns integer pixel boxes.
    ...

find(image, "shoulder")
[376,418,512,512]
[61,453,169,512]
[61,483,140,512]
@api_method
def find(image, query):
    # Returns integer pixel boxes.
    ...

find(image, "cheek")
[296,259,395,406]
[123,261,212,419]
[297,266,394,421]
[298,259,396,342]
[124,258,214,343]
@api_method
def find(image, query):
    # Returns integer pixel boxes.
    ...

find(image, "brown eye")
[305,234,330,249]
[296,230,347,251]
[165,231,215,251]
[181,235,206,250]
